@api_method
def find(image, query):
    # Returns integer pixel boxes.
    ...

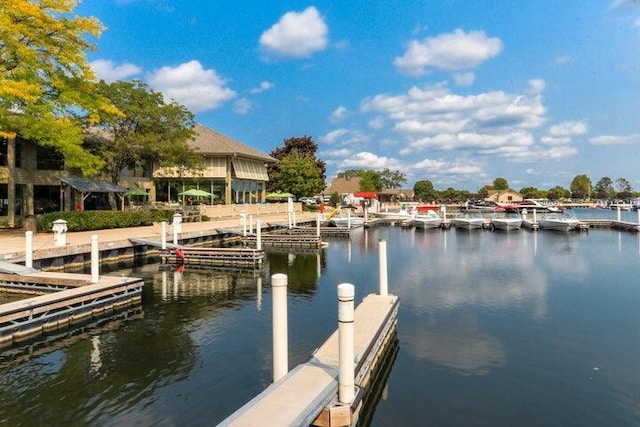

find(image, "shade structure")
[266,192,294,199]
[179,188,214,197]
[125,188,149,197]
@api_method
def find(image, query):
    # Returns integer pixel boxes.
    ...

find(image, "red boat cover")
[354,192,377,198]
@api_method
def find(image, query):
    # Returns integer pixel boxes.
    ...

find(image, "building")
[485,189,523,204]
[0,124,276,227]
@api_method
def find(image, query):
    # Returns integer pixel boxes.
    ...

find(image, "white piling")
[338,283,355,404]
[25,231,33,269]
[173,223,178,246]
[316,214,321,237]
[378,239,388,296]
[161,221,167,250]
[442,205,447,221]
[272,273,288,382]
[533,209,537,224]
[256,219,262,250]
[617,207,621,222]
[249,215,254,234]
[91,235,99,283]
[637,208,640,225]
[347,209,352,228]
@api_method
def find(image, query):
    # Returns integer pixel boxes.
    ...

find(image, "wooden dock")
[0,272,144,346]
[243,233,324,249]
[219,293,399,427]
[161,247,265,268]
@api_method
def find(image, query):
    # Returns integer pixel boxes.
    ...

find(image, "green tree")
[0,0,118,175]
[493,177,509,190]
[594,177,615,199]
[268,135,326,192]
[86,80,198,184]
[547,186,569,200]
[414,180,437,202]
[270,150,325,198]
[358,169,383,192]
[379,168,407,189]
[569,174,592,199]
[519,187,545,199]
[615,178,632,194]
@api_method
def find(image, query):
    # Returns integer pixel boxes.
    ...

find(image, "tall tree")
[615,178,632,194]
[379,168,407,189]
[594,177,615,199]
[570,174,592,199]
[87,80,198,184]
[0,0,118,175]
[547,186,569,200]
[271,150,325,198]
[268,135,326,189]
[519,187,545,199]
[414,180,437,202]
[493,177,509,190]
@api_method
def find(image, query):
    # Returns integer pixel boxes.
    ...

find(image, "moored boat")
[537,210,579,232]
[453,211,485,230]
[491,208,522,231]
[412,209,442,230]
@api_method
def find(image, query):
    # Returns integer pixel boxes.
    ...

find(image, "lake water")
[0,208,639,426]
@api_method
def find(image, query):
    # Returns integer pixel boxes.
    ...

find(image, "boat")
[537,210,579,232]
[412,209,442,230]
[512,199,563,213]
[330,213,365,228]
[371,204,417,221]
[453,210,485,230]
[490,208,522,231]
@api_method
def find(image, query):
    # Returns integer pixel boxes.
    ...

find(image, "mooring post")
[442,205,447,221]
[533,209,537,224]
[161,221,167,250]
[637,208,639,225]
[25,231,33,269]
[347,209,352,228]
[379,239,388,296]
[91,234,99,283]
[249,214,254,234]
[256,219,262,250]
[617,207,621,222]
[272,273,288,382]
[338,283,355,404]
[316,214,321,237]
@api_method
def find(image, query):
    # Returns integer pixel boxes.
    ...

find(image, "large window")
[232,179,264,204]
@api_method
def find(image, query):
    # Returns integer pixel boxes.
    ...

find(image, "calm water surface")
[0,209,638,426]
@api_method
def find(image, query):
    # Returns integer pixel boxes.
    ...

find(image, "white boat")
[537,210,579,231]
[412,209,442,230]
[512,199,563,213]
[453,211,485,230]
[330,214,365,228]
[491,208,522,231]
[372,204,417,220]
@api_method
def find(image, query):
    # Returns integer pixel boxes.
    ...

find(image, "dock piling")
[256,219,262,250]
[272,273,288,382]
[338,283,355,404]
[378,239,388,297]
[161,221,167,250]
[25,231,33,269]
[91,234,99,283]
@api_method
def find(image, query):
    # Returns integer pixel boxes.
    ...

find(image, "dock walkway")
[219,293,399,427]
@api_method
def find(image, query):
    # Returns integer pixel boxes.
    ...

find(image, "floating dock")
[242,233,324,249]
[219,293,399,427]
[0,272,144,346]
[161,247,265,268]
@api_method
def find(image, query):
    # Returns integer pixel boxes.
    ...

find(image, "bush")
[37,210,176,232]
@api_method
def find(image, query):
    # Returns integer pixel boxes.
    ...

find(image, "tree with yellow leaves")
[0,0,118,175]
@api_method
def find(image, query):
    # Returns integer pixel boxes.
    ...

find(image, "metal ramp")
[0,260,39,275]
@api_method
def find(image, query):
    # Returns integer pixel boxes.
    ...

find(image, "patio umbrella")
[125,188,149,197]
[266,192,294,199]
[179,189,213,197]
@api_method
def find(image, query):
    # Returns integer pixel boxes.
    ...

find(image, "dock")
[219,293,399,427]
[0,272,144,346]
[242,233,324,249]
[161,247,265,268]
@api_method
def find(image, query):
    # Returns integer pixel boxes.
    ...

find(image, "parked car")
[299,197,316,205]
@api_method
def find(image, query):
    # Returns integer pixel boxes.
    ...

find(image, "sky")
[76,0,640,192]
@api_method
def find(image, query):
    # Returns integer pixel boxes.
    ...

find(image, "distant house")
[326,176,362,197]
[379,188,414,203]
[485,189,523,204]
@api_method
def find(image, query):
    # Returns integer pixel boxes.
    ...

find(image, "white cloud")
[330,106,348,123]
[319,148,352,158]
[320,128,369,146]
[554,55,573,65]
[233,98,252,115]
[589,134,640,145]
[540,136,571,145]
[90,59,141,82]
[453,72,475,86]
[394,29,503,76]
[548,120,588,136]
[147,60,236,112]
[338,152,400,169]
[250,81,274,94]
[259,7,328,59]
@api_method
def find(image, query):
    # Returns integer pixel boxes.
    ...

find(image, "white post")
[249,214,254,234]
[292,211,297,227]
[161,221,167,250]
[256,219,262,250]
[347,209,352,228]
[442,205,447,221]
[617,207,621,222]
[25,231,33,269]
[379,239,388,296]
[637,208,640,225]
[316,214,321,237]
[173,225,178,246]
[272,273,288,382]
[91,234,99,283]
[364,205,368,224]
[533,209,537,224]
[338,283,355,404]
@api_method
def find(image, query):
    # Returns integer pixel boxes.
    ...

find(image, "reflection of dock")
[220,293,399,426]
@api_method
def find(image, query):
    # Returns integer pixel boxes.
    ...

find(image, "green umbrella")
[125,188,149,197]
[266,192,294,199]
[179,189,213,197]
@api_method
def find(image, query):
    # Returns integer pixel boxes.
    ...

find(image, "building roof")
[58,177,128,193]
[190,124,276,163]
[328,176,362,194]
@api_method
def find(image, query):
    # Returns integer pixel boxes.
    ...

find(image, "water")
[0,209,639,426]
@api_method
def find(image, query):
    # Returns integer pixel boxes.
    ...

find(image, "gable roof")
[328,176,362,194]
[190,124,276,163]
[58,177,127,193]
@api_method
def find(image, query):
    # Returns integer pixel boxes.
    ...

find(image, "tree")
[272,150,325,198]
[594,177,615,199]
[519,187,545,199]
[86,80,198,184]
[268,135,326,191]
[0,0,118,175]
[547,186,569,200]
[414,180,437,202]
[379,168,407,189]
[493,177,509,191]
[569,174,592,199]
[358,169,383,192]
[615,178,632,195]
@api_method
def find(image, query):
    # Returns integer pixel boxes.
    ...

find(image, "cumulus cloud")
[548,120,588,136]
[259,7,328,59]
[330,106,349,123]
[453,72,475,86]
[250,81,274,94]
[90,59,141,82]
[394,29,503,76]
[337,152,400,169]
[147,60,236,112]
[320,128,370,147]
[589,134,640,145]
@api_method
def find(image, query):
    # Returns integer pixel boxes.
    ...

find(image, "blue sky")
[77,0,640,192]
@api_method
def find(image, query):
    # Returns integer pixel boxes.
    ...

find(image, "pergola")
[58,177,128,211]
